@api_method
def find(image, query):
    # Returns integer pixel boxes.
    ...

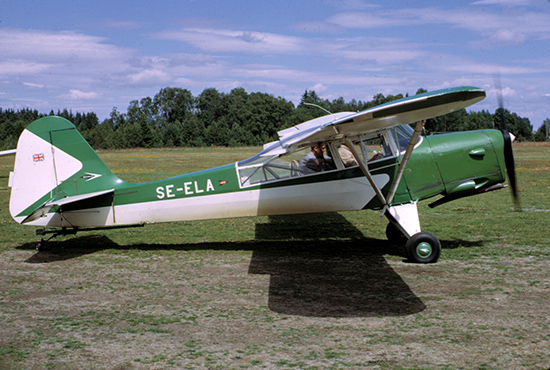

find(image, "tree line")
[0,86,547,151]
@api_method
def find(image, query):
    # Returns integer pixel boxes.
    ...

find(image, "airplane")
[4,86,518,263]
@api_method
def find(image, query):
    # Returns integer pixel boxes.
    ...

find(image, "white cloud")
[418,7,550,43]
[292,21,345,34]
[472,0,531,5]
[491,29,527,45]
[328,12,416,29]
[326,0,380,11]
[100,19,144,30]
[309,83,328,93]
[0,60,54,75]
[155,27,426,67]
[437,59,543,75]
[154,28,304,54]
[326,6,550,46]
[128,69,172,85]
[65,89,99,100]
[488,86,516,98]
[0,28,130,62]
[23,82,45,88]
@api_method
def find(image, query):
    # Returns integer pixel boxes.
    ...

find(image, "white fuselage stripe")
[17,175,390,227]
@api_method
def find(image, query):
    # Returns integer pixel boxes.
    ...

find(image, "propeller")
[494,78,519,205]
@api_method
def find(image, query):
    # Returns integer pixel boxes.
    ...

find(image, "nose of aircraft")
[426,130,507,198]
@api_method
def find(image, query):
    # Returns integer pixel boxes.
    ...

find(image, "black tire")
[386,222,408,245]
[405,232,441,263]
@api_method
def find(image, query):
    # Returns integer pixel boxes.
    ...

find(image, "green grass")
[0,143,549,369]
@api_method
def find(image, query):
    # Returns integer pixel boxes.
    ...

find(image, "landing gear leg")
[385,222,407,244]
[385,202,441,263]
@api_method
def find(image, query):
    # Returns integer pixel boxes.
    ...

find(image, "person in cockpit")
[299,142,335,174]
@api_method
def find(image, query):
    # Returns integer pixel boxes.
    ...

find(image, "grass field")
[0,143,549,369]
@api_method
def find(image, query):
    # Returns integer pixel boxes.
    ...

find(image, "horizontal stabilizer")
[21,189,114,224]
[0,149,17,156]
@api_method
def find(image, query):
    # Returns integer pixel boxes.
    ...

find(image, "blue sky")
[1,0,549,129]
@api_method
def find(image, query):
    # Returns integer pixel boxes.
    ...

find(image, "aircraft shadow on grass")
[16,213,481,318]
[250,214,425,317]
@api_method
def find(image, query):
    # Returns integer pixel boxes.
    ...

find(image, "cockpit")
[236,124,421,188]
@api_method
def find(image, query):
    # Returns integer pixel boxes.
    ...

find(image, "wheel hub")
[417,242,432,258]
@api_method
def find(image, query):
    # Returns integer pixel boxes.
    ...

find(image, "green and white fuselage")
[8,117,395,227]
[8,86,512,263]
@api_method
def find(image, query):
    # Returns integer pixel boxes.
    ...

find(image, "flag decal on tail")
[32,153,45,162]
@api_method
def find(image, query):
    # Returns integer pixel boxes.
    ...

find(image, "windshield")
[391,124,421,152]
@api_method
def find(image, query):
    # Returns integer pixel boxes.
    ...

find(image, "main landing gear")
[385,202,442,264]
[386,222,442,263]
[404,232,441,264]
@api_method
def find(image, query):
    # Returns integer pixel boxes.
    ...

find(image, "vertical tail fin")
[9,116,122,224]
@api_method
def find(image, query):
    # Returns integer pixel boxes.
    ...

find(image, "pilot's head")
[311,142,326,158]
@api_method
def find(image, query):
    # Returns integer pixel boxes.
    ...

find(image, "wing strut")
[385,120,425,208]
[343,138,387,206]
[343,120,424,212]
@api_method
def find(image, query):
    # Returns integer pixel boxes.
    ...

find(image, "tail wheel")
[405,232,441,263]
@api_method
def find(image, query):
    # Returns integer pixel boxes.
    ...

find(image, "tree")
[106,107,126,129]
[246,92,294,144]
[493,109,533,141]
[153,87,195,127]
[0,118,26,150]
[467,110,494,131]
[80,112,99,131]
[181,116,206,147]
[328,97,347,113]
[298,90,329,116]
[534,119,550,141]
[126,97,157,127]
[416,88,428,95]
[196,88,226,127]
[425,109,468,134]
[205,121,231,146]
[85,122,116,149]
[162,121,184,147]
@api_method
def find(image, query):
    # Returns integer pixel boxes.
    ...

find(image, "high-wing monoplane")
[5,86,518,262]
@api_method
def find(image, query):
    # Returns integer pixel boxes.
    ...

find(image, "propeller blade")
[499,107,518,200]
[495,79,519,205]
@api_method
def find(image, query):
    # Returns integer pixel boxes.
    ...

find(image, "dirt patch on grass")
[1,233,549,370]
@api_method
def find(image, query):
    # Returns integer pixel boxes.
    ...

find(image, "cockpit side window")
[237,144,337,187]
[360,133,393,161]
[334,131,395,168]
[236,128,405,187]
